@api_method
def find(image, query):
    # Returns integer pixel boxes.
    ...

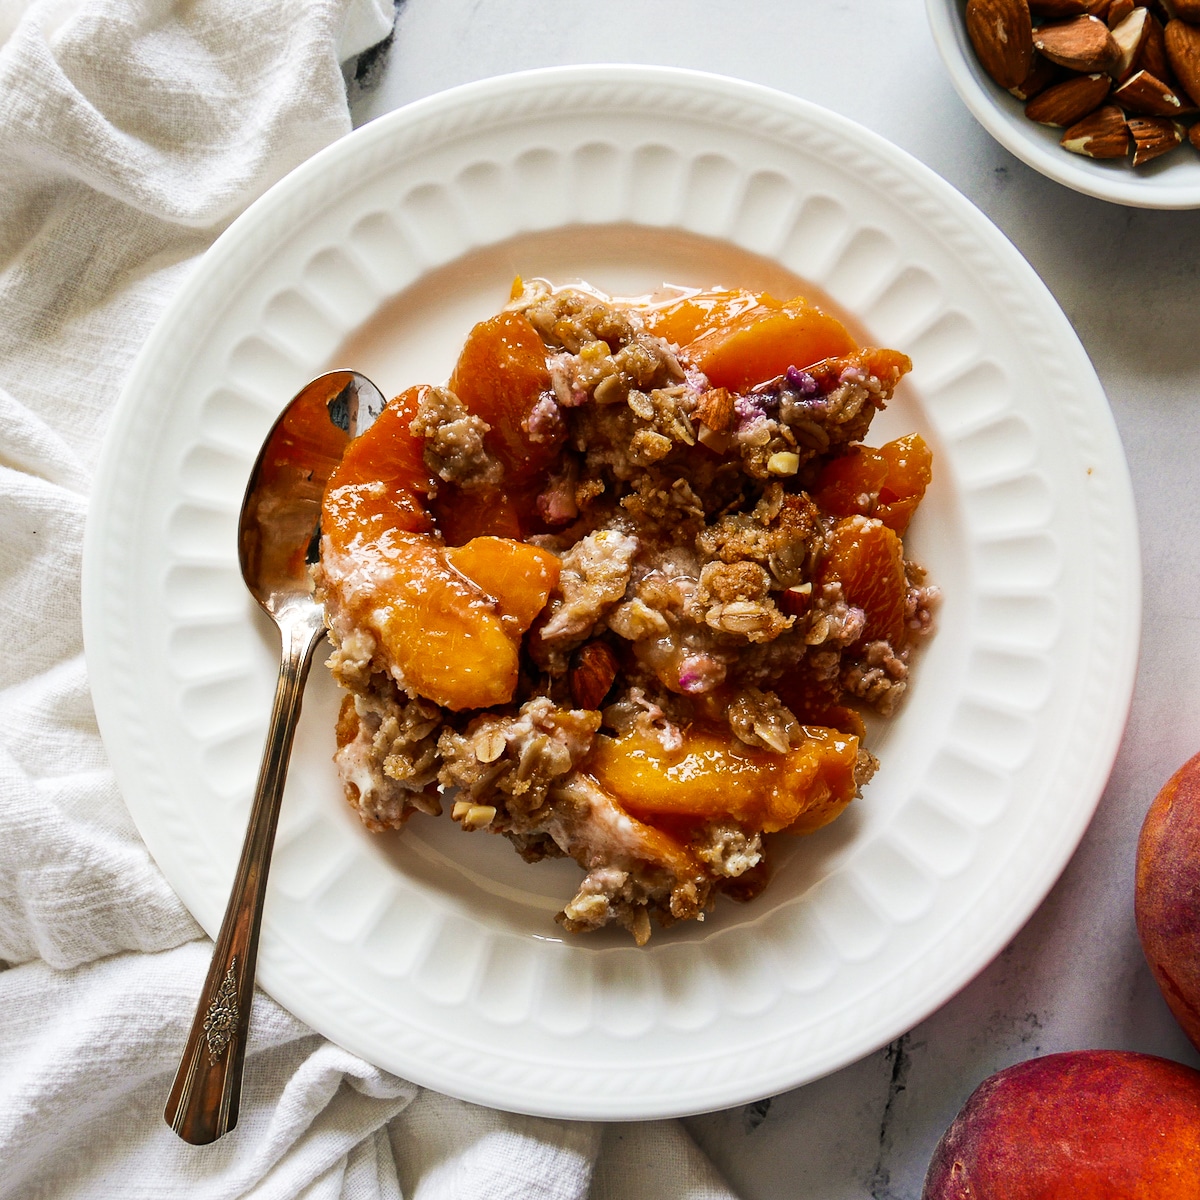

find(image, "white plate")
[82,65,1140,1119]
[927,0,1200,210]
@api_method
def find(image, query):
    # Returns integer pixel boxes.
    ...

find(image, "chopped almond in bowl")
[927,0,1200,206]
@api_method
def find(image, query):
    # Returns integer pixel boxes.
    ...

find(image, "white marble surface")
[347,2,1200,1196]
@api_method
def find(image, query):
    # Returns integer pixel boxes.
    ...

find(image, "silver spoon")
[164,370,385,1145]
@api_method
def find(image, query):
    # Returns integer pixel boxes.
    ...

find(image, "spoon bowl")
[164,370,385,1145]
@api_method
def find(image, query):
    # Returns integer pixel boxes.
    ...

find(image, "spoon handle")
[164,612,325,1144]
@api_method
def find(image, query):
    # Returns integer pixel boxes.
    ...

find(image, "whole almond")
[1127,114,1184,161]
[1009,53,1060,97]
[1107,0,1136,23]
[1035,15,1122,69]
[1165,18,1200,105]
[1113,67,1188,110]
[1110,7,1153,79]
[1061,103,1132,153]
[1169,0,1200,18]
[1026,72,1113,121]
[1189,122,1200,150]
[967,0,1035,88]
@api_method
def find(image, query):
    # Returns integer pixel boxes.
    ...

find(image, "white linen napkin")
[0,0,744,1194]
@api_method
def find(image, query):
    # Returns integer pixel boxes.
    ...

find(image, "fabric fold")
[0,944,414,1198]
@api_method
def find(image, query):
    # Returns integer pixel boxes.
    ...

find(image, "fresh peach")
[922,1050,1200,1199]
[1136,750,1200,1050]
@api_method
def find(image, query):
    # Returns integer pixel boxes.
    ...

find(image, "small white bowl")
[926,0,1200,208]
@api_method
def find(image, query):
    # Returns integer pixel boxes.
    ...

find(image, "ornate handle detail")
[164,612,324,1144]
[203,959,240,1064]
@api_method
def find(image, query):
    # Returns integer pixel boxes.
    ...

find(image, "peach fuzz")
[1136,749,1200,1051]
[922,1050,1200,1198]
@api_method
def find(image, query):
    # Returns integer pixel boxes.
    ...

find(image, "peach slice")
[448,309,559,484]
[322,389,559,711]
[322,385,435,544]
[586,724,860,835]
[814,433,933,535]
[819,515,909,646]
[644,289,858,392]
[445,536,561,632]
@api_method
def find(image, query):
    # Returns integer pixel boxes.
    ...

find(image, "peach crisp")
[315,279,938,944]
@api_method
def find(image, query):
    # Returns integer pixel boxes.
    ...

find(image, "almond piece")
[778,583,813,619]
[1034,15,1122,70]
[1113,67,1188,109]
[1110,7,1153,78]
[569,641,619,711]
[1165,18,1200,104]
[1031,0,1088,13]
[1026,71,1113,120]
[1009,53,1060,97]
[1107,0,1136,23]
[693,386,735,433]
[1127,113,1185,160]
[1061,103,1132,152]
[1136,12,1172,80]
[967,0,1034,88]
